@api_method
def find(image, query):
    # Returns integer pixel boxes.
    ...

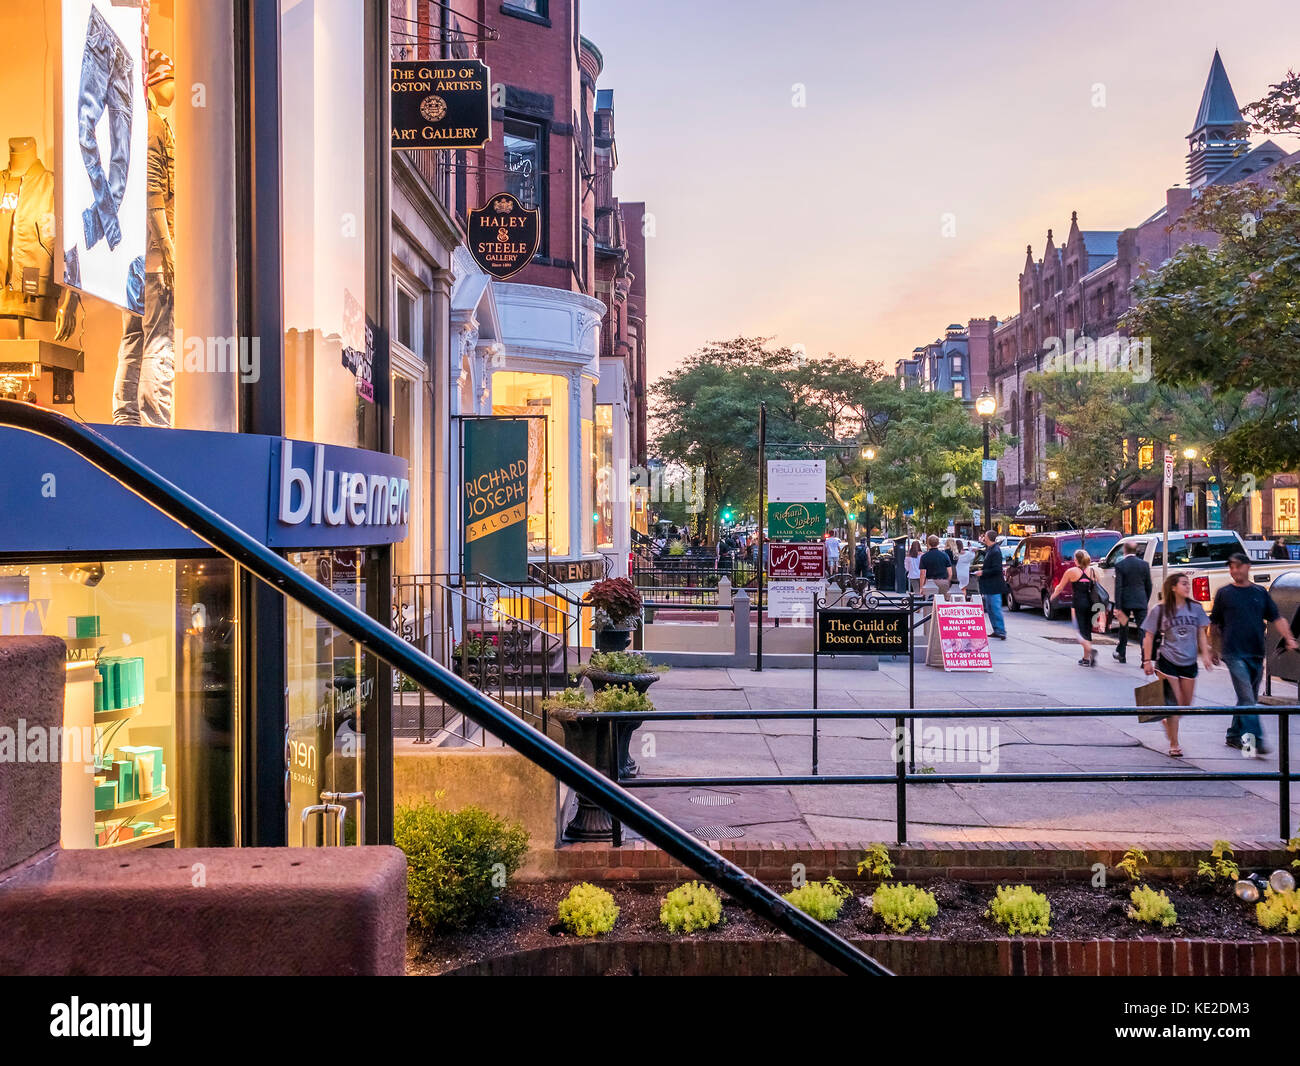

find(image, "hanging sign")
[766,501,826,542]
[391,60,490,150]
[462,419,530,582]
[768,460,826,502]
[467,192,541,279]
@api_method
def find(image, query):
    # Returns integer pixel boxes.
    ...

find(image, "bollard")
[732,589,751,665]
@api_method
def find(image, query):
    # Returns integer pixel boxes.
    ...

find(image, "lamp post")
[975,388,997,536]
[1183,446,1198,529]
[860,445,875,552]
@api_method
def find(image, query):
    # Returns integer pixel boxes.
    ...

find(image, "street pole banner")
[463,419,529,582]
[391,59,491,150]
[929,602,993,671]
[767,459,826,502]
[766,501,826,541]
[768,542,825,580]
[982,459,998,482]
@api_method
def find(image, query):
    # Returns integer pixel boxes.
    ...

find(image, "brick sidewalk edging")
[551,839,1295,883]
[443,936,1300,976]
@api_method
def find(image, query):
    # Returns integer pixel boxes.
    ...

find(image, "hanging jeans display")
[113,273,174,427]
[77,5,134,253]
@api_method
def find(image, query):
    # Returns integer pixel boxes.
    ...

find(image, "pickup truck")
[1094,530,1291,620]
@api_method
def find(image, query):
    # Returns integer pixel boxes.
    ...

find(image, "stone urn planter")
[580,666,662,778]
[593,628,633,653]
[552,710,625,841]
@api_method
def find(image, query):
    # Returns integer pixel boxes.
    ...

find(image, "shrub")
[1287,836,1299,869]
[557,883,619,936]
[1128,885,1178,928]
[856,843,894,880]
[873,883,939,933]
[541,686,592,720]
[584,578,642,630]
[659,882,724,933]
[1256,888,1300,934]
[394,801,529,932]
[1116,848,1147,881]
[986,884,1052,935]
[592,684,653,714]
[585,650,666,676]
[1197,840,1239,883]
[783,877,852,922]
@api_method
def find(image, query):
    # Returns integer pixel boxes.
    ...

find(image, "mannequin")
[112,50,175,427]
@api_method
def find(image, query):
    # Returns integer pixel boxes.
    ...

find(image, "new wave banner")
[463,419,529,582]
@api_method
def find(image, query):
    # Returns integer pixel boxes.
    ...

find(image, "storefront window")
[281,0,379,451]
[582,379,595,555]
[595,404,614,549]
[285,549,373,846]
[493,371,569,556]
[0,2,239,431]
[0,557,239,849]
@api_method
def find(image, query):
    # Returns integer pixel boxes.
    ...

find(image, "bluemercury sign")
[273,440,410,545]
[768,542,824,580]
[767,459,825,503]
[463,419,529,582]
[391,60,490,150]
[816,609,909,655]
[467,193,540,280]
[767,501,825,542]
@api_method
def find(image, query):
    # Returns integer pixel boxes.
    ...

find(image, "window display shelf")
[99,790,169,820]
[100,828,173,851]
[93,703,144,723]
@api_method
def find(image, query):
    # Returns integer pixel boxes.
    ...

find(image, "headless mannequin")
[7,136,36,177]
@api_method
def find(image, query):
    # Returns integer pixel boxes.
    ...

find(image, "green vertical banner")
[463,419,530,581]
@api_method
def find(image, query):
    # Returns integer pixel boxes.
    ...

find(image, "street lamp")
[975,388,996,536]
[1183,446,1199,528]
[861,446,875,553]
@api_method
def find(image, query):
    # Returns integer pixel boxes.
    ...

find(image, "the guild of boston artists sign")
[391,60,490,150]
[467,192,541,279]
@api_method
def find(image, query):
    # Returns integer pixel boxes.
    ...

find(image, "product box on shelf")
[112,760,135,803]
[115,745,163,796]
[93,780,118,812]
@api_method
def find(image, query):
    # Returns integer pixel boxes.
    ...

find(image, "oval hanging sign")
[468,192,540,280]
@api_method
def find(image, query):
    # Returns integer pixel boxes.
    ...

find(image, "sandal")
[1168,746,1184,758]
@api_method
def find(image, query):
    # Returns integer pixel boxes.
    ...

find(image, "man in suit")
[978,530,1008,640]
[1112,540,1152,663]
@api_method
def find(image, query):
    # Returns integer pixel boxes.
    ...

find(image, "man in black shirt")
[919,534,955,598]
[978,530,1008,639]
[1210,553,1298,755]
[1111,540,1152,663]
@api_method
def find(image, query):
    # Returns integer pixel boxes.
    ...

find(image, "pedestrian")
[944,537,960,568]
[978,529,1008,640]
[905,539,923,594]
[1140,571,1213,758]
[854,539,868,578]
[1271,537,1289,560]
[1051,548,1103,666]
[825,530,843,574]
[1209,552,1299,755]
[919,534,955,598]
[1111,540,1152,664]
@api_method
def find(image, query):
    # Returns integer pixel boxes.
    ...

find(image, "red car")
[1004,530,1122,619]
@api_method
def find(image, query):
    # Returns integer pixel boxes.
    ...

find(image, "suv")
[1005,529,1122,618]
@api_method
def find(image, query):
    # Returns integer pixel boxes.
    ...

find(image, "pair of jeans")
[78,6,134,252]
[985,588,1006,636]
[1115,605,1147,658]
[1222,655,1265,745]
[113,274,174,427]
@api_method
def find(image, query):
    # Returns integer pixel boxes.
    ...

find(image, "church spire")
[1186,50,1249,189]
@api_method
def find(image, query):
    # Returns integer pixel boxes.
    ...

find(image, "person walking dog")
[1112,540,1152,664]
[1141,572,1213,758]
[1210,552,1299,755]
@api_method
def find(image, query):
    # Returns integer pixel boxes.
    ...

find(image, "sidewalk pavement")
[626,609,1299,844]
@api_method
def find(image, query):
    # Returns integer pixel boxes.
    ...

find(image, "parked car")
[1005,529,1123,619]
[1094,530,1287,620]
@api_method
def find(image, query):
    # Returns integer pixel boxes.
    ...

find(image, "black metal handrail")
[0,400,889,976]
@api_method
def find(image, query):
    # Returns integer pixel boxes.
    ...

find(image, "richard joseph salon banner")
[462,419,529,582]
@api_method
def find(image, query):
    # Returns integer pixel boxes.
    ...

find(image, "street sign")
[971,508,981,524]
[766,501,826,541]
[768,542,825,580]
[982,458,998,483]
[1163,453,1175,488]
[767,581,824,620]
[391,60,491,150]
[1184,491,1195,506]
[816,608,909,655]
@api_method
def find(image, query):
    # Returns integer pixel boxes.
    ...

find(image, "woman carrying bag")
[1140,571,1213,758]
[1051,549,1107,667]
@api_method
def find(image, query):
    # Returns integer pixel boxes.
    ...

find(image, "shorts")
[1156,656,1197,679]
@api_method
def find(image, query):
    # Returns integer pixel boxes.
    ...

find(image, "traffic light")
[721,506,734,523]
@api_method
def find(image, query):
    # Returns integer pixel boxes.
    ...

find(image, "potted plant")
[578,650,666,778]
[583,577,642,653]
[450,633,497,681]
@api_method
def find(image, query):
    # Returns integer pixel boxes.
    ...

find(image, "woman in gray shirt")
[1141,572,1213,758]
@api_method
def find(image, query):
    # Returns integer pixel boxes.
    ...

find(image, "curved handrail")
[0,400,890,977]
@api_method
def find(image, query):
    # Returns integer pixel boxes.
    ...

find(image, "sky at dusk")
[581,0,1300,381]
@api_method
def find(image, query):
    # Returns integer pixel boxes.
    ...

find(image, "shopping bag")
[1136,677,1171,723]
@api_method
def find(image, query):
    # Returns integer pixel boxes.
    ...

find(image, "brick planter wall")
[441,936,1299,976]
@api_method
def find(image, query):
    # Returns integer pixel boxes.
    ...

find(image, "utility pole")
[756,402,766,672]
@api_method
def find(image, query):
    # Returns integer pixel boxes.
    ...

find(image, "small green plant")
[541,686,592,718]
[1127,885,1178,928]
[1287,837,1299,869]
[782,877,852,922]
[1197,840,1240,883]
[557,882,619,936]
[592,684,653,714]
[1255,888,1300,934]
[1116,848,1148,881]
[659,882,724,933]
[857,843,894,879]
[873,883,939,933]
[452,635,497,660]
[394,801,529,932]
[986,884,1052,935]
[585,650,667,676]
[667,540,686,557]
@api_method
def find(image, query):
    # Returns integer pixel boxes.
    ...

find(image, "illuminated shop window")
[493,371,569,556]
[582,379,595,555]
[595,404,615,549]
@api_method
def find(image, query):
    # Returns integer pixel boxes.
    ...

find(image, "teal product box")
[94,781,118,811]
[71,616,100,639]
[133,822,155,837]
[116,746,164,794]
[131,658,144,706]
[93,676,104,712]
[113,760,135,803]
